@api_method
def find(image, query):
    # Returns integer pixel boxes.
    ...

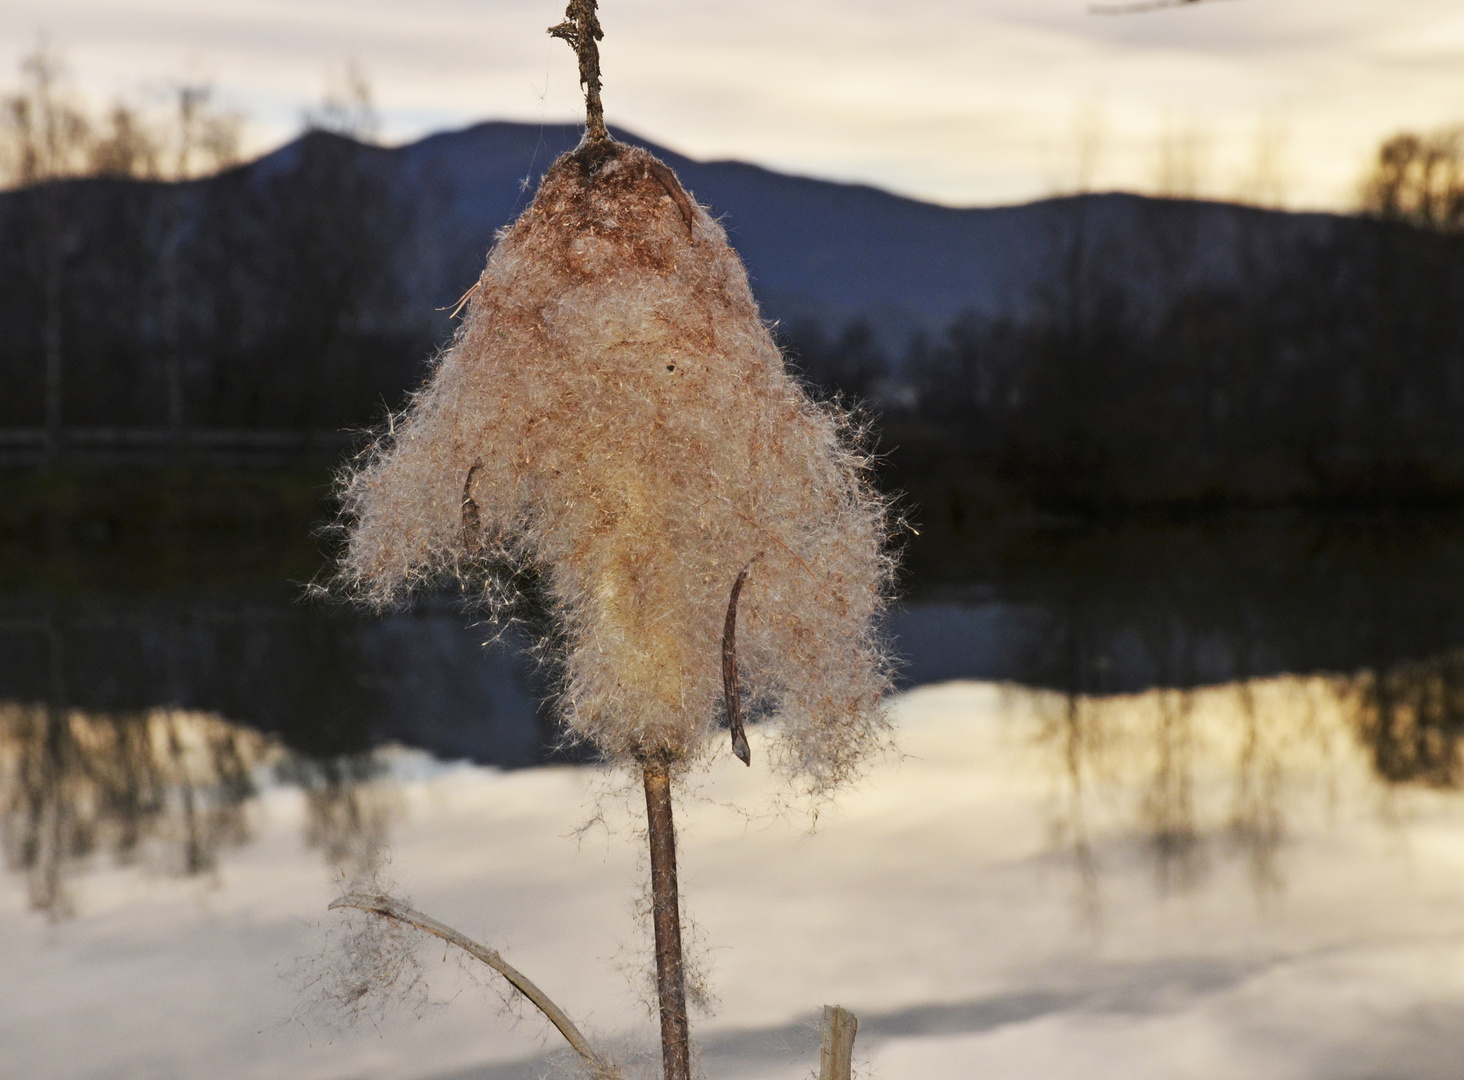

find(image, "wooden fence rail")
[0,428,359,467]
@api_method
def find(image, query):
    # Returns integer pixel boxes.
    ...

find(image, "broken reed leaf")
[722,561,754,766]
[646,159,695,236]
[330,892,623,1080]
[460,461,484,555]
[440,280,480,318]
[336,135,896,787]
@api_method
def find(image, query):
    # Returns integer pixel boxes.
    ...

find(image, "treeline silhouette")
[0,130,416,448]
[2,53,1461,513]
[0,49,412,464]
[899,203,1464,511]
[785,131,1464,513]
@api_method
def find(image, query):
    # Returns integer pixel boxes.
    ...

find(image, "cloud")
[1,0,1460,208]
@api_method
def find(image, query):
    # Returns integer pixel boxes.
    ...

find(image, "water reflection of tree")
[0,700,407,915]
[1041,653,1464,911]
[277,752,397,875]
[0,703,264,916]
[1044,684,1277,909]
[1044,690,1206,908]
[1226,680,1286,895]
[0,591,572,912]
[1348,649,1464,788]
[0,597,399,914]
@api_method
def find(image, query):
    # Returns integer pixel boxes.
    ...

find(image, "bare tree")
[1,48,95,463]
[0,47,93,186]
[1362,127,1464,234]
[168,83,242,180]
[1152,114,1211,200]
[156,83,241,448]
[0,49,246,459]
[303,61,380,143]
[1234,112,1290,208]
[87,103,161,179]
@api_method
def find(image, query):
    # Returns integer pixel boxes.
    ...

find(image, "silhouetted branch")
[1090,0,1238,14]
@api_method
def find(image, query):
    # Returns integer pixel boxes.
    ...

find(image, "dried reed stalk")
[332,5,897,1076]
[819,1004,858,1080]
[641,759,690,1080]
[336,107,894,792]
[548,0,607,142]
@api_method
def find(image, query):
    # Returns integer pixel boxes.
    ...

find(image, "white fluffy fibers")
[337,137,895,790]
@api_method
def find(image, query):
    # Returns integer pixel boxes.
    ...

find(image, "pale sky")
[2,0,1462,209]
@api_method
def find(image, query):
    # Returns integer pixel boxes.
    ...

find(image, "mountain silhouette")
[258,120,1337,354]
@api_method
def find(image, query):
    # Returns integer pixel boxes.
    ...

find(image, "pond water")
[4,516,1464,1079]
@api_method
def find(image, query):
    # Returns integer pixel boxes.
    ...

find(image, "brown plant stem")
[328,892,621,1080]
[641,758,691,1080]
[548,0,607,142]
[819,1005,858,1080]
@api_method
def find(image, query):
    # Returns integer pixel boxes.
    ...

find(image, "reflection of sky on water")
[6,518,1464,1077]
[4,682,1464,1080]
[6,648,1464,919]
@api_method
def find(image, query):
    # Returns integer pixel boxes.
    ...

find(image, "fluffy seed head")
[337,137,895,789]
